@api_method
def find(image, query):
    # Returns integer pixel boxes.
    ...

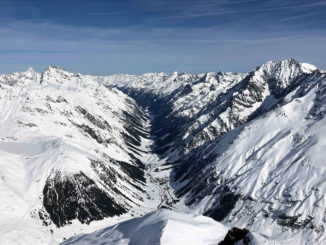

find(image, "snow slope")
[184,69,326,243]
[133,60,326,244]
[61,210,229,245]
[0,66,162,244]
[97,59,326,244]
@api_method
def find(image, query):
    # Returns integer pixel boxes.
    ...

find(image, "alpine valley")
[1,59,326,244]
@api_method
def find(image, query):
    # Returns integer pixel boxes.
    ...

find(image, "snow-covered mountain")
[99,59,326,244]
[0,66,162,244]
[0,59,326,244]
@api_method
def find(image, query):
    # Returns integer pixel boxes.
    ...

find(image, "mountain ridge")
[0,59,325,244]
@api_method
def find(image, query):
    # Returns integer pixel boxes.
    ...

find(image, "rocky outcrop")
[218,227,250,245]
[43,171,126,227]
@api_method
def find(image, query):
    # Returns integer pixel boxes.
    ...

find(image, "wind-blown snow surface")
[61,210,228,245]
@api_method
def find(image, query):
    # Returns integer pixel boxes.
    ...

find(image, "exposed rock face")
[218,227,250,245]
[43,171,126,227]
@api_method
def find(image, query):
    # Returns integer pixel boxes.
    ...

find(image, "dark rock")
[218,227,250,245]
[210,84,216,91]
[180,84,193,96]
[43,171,126,227]
[277,214,313,230]
[73,123,106,144]
[76,106,111,131]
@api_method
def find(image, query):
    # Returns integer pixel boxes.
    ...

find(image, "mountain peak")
[259,58,298,69]
[41,65,81,85]
[258,59,317,74]
[44,65,66,73]
[26,67,35,72]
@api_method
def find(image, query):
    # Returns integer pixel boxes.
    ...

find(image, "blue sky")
[0,0,325,75]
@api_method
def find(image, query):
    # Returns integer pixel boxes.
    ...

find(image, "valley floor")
[130,109,189,215]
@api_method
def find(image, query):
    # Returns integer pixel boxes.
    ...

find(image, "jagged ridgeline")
[1,59,326,244]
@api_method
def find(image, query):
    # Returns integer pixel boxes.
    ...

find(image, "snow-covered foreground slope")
[61,210,276,245]
[61,210,229,245]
